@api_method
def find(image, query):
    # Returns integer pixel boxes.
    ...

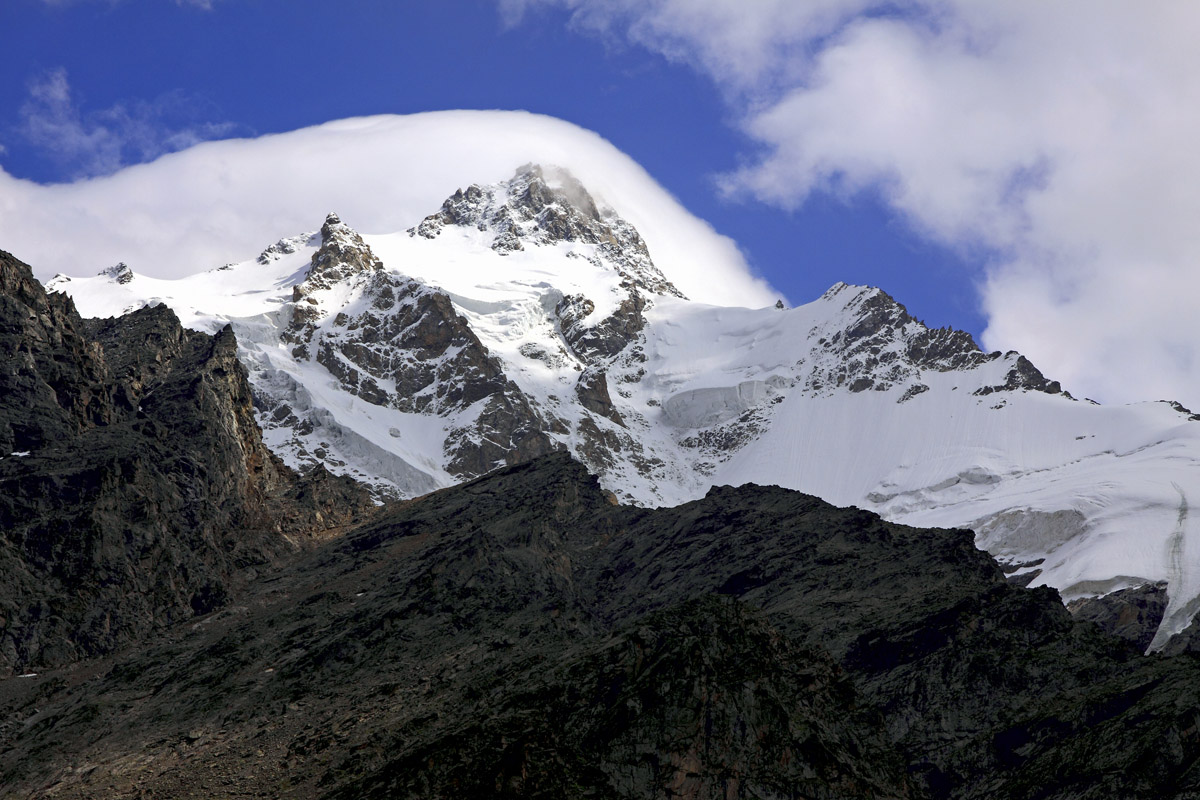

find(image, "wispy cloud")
[18,68,236,179]
[503,1,1200,410]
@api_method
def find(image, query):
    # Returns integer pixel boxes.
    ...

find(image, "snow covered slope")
[51,164,1200,649]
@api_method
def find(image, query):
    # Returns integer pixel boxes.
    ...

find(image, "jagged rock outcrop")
[272,214,563,482]
[0,250,373,674]
[257,231,319,265]
[412,165,681,297]
[100,262,134,285]
[807,283,1062,397]
[284,212,385,355]
[575,367,623,425]
[413,164,679,368]
[556,288,649,365]
[0,251,116,453]
[973,353,1063,396]
[815,283,992,390]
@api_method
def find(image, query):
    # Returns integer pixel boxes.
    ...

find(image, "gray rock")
[575,367,623,425]
[1068,581,1168,652]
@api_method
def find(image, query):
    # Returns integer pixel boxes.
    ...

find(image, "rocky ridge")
[412,164,680,367]
[803,282,1062,399]
[261,212,563,484]
[0,249,372,674]
[1067,581,1169,653]
[4,453,1200,799]
[411,164,683,295]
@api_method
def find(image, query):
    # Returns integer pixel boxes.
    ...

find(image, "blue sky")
[0,0,983,336]
[3,1,1199,408]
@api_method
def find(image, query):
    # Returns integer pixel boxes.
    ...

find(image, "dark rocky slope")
[0,249,373,674]
[3,453,1200,799]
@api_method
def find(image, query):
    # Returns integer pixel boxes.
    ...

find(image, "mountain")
[8,227,1200,798]
[5,452,1200,799]
[50,163,1200,650]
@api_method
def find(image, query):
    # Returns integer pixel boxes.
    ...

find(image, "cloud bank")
[0,111,777,309]
[505,0,1200,408]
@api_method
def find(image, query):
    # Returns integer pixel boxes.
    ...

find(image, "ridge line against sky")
[2,0,1199,410]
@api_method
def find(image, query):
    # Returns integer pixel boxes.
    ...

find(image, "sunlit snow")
[54,190,1200,651]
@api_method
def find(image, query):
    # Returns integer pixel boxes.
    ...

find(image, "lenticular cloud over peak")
[0,110,777,309]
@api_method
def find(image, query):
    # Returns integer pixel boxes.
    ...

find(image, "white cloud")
[0,111,776,310]
[19,68,236,179]
[500,0,871,93]
[506,1,1200,409]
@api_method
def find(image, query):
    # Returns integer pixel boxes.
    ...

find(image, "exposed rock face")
[1068,582,1169,652]
[1163,400,1200,422]
[345,596,914,800]
[257,231,318,265]
[320,275,511,414]
[271,214,563,482]
[1163,614,1200,655]
[973,353,1063,396]
[0,250,372,674]
[5,452,1200,799]
[100,262,134,285]
[0,252,116,453]
[575,367,623,425]
[807,283,1062,397]
[405,165,684,492]
[284,212,385,355]
[814,283,990,391]
[557,288,649,365]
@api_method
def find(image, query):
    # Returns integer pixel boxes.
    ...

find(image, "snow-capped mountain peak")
[51,167,1200,651]
[284,213,388,353]
[411,163,685,299]
[805,282,1062,399]
[305,212,383,287]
